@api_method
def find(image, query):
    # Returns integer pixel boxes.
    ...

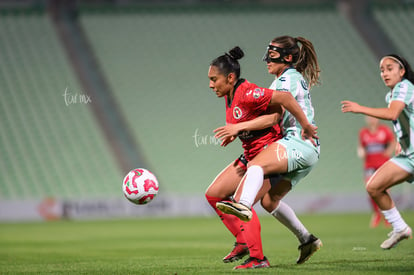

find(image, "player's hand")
[219,135,236,147]
[341,100,361,113]
[214,124,239,147]
[301,124,318,146]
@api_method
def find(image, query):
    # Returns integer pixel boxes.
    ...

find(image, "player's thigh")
[248,142,288,175]
[268,179,292,201]
[261,179,292,212]
[367,160,412,193]
[253,178,272,205]
[364,168,376,184]
[206,162,245,198]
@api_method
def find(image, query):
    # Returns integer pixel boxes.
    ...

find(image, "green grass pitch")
[1,212,414,274]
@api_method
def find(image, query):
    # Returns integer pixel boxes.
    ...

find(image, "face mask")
[262,44,293,64]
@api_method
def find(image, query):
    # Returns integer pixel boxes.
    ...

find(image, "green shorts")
[390,154,414,183]
[276,135,320,187]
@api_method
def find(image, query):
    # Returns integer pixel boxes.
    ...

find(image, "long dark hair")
[210,46,244,78]
[271,35,320,87]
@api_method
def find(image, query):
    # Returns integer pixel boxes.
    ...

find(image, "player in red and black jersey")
[223,78,282,160]
[205,46,318,269]
[358,116,395,227]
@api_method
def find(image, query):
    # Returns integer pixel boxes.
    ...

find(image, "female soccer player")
[342,54,414,249]
[215,37,321,255]
[208,38,321,269]
[358,116,395,228]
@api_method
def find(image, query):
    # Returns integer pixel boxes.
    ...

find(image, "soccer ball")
[122,168,159,205]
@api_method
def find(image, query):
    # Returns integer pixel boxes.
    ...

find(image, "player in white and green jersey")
[269,66,319,152]
[216,36,323,266]
[265,47,320,186]
[342,54,414,250]
[386,78,414,156]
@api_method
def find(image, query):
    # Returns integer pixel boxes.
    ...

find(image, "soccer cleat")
[380,226,412,249]
[216,201,252,222]
[233,256,270,270]
[297,234,322,264]
[222,242,249,263]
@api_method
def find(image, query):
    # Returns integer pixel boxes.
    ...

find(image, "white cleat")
[380,226,412,249]
[216,201,252,222]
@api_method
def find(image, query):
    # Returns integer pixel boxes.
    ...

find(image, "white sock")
[382,207,408,232]
[238,165,264,208]
[271,201,310,244]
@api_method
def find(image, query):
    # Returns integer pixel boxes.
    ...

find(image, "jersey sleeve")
[244,84,273,113]
[390,81,414,105]
[383,125,395,144]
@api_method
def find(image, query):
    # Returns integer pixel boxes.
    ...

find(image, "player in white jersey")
[216,36,322,263]
[270,68,317,142]
[214,37,322,267]
[342,54,414,249]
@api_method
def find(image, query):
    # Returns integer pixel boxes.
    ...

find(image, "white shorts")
[276,135,319,187]
[390,154,414,183]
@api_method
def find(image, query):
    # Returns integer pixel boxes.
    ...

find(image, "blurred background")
[1,0,413,221]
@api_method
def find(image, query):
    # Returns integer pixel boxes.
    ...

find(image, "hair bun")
[227,46,244,60]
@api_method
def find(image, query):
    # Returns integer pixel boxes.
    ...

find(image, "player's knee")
[260,197,278,213]
[205,181,222,198]
[204,186,212,197]
[366,183,382,198]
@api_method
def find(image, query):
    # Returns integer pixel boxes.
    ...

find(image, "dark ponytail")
[270,35,320,87]
[397,55,414,84]
[211,46,244,79]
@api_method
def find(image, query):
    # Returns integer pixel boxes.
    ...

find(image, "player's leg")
[233,178,272,269]
[217,138,318,221]
[236,142,289,209]
[366,159,413,249]
[364,168,382,228]
[216,142,286,221]
[233,209,270,270]
[261,178,321,264]
[205,159,249,261]
[236,137,320,208]
[262,181,309,244]
[206,156,268,263]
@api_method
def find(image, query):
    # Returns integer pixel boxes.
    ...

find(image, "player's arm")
[214,114,278,142]
[341,100,405,120]
[357,143,366,159]
[385,139,397,157]
[214,96,283,146]
[215,104,282,134]
[214,110,281,147]
[357,131,366,159]
[270,90,318,142]
[239,104,283,131]
[384,133,397,158]
[214,113,279,135]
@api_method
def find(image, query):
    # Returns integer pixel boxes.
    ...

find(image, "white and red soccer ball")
[122,168,159,205]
